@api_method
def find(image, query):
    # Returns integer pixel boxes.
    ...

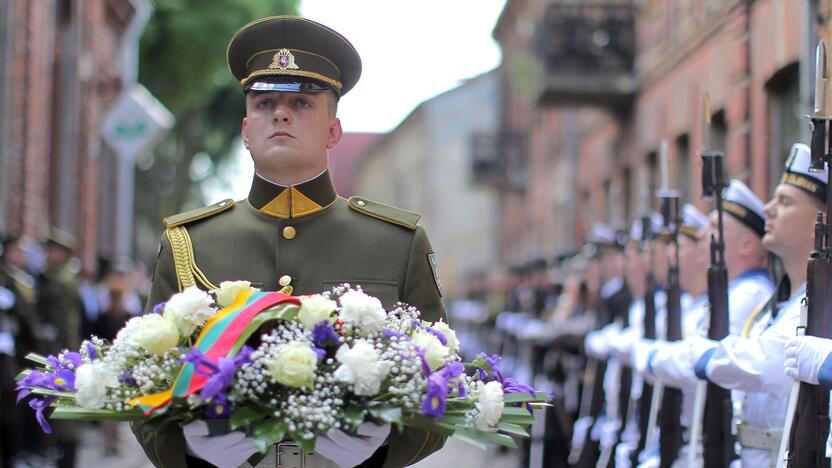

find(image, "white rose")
[114,316,145,346]
[214,280,260,309]
[163,286,216,336]
[297,295,337,330]
[411,330,449,371]
[131,314,180,356]
[338,290,387,334]
[333,340,392,396]
[430,320,459,357]
[74,362,119,409]
[474,381,505,431]
[266,342,318,388]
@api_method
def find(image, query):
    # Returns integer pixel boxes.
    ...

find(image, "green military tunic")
[132,171,447,467]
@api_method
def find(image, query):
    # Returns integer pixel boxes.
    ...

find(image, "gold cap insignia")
[269,48,300,70]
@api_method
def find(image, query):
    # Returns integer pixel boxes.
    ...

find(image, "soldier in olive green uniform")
[38,230,83,468]
[132,16,447,468]
[1,236,39,468]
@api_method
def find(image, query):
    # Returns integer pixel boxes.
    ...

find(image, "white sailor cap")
[680,204,708,239]
[589,223,627,250]
[781,142,827,203]
[629,212,664,242]
[721,179,766,237]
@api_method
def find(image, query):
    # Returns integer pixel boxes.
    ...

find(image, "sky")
[202,0,507,201]
[299,0,507,133]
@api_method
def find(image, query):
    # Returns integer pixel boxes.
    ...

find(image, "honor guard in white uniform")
[693,143,824,467]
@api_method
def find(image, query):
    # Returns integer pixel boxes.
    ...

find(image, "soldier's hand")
[315,422,390,467]
[183,420,258,467]
[785,335,832,385]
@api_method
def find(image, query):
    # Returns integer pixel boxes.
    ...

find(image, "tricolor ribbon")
[130,289,299,414]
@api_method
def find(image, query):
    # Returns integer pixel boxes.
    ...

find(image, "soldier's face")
[242,91,342,177]
[762,184,819,258]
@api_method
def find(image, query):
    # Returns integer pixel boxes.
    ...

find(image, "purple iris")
[383,329,409,340]
[16,367,76,403]
[29,397,56,433]
[153,302,166,314]
[312,346,326,362]
[182,346,254,414]
[411,320,448,345]
[312,321,340,348]
[118,371,137,386]
[474,353,548,411]
[205,394,230,418]
[85,341,98,361]
[413,347,432,376]
[419,361,466,419]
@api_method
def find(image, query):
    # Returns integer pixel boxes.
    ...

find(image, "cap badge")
[269,49,299,70]
[785,145,798,169]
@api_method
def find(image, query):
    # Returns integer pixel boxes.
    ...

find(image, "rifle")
[570,246,613,467]
[779,40,832,468]
[696,99,735,466]
[657,158,684,467]
[629,214,659,467]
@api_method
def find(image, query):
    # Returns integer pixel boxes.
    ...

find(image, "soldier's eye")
[255,98,274,109]
[295,98,312,108]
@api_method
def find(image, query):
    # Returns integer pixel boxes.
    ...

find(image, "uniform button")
[279,275,292,287]
[356,200,366,207]
[283,226,296,240]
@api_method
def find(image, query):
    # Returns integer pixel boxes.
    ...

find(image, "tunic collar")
[247,170,337,219]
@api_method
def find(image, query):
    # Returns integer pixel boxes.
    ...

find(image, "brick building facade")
[0,0,142,272]
[493,0,832,266]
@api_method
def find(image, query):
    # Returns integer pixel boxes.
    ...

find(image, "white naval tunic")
[699,282,806,467]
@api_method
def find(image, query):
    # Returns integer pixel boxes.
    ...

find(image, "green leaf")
[294,436,315,454]
[451,432,488,451]
[454,428,518,448]
[32,388,76,399]
[498,407,535,424]
[15,369,32,381]
[401,416,456,437]
[50,406,143,421]
[25,353,48,366]
[342,406,367,431]
[252,419,286,453]
[498,422,530,438]
[503,392,550,404]
[368,407,402,425]
[230,406,268,430]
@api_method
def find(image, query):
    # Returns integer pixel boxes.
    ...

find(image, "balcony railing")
[470,131,527,191]
[536,2,637,107]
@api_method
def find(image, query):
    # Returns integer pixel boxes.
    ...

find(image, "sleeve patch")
[427,253,443,297]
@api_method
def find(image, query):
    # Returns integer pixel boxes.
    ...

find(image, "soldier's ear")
[327,117,342,150]
[241,118,249,149]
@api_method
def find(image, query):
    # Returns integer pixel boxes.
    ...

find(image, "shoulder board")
[163,199,234,228]
[348,196,420,230]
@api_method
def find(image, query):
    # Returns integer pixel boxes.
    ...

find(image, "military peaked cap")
[227,16,362,96]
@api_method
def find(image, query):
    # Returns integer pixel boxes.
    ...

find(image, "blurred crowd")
[0,230,150,468]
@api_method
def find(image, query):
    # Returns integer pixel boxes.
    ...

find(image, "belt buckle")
[276,442,304,468]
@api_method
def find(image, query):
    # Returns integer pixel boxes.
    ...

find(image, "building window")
[646,150,658,212]
[49,0,78,233]
[766,63,800,192]
[675,134,690,201]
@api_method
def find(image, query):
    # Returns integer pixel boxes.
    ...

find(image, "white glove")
[315,422,390,468]
[0,286,14,310]
[785,335,832,385]
[183,420,258,468]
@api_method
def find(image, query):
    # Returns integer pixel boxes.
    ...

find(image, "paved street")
[73,423,521,468]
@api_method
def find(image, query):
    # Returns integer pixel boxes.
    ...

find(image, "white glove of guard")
[183,420,258,468]
[785,335,832,385]
[315,422,390,468]
[0,286,14,310]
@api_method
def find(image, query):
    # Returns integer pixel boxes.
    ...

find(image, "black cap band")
[722,200,766,238]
